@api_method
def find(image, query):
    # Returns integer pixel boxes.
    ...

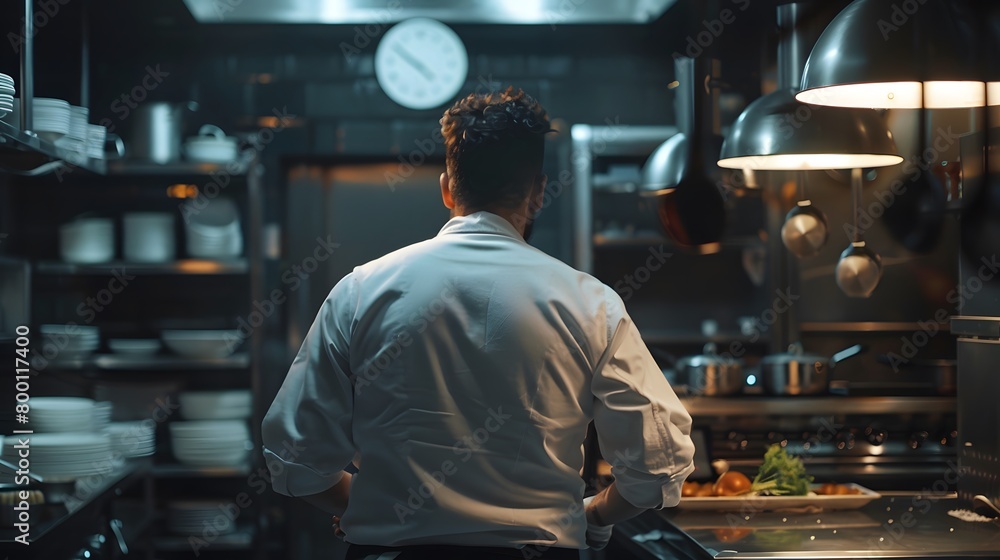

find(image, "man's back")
[343,212,611,546]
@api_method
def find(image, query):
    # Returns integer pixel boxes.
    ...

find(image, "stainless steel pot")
[129,101,197,163]
[760,343,864,395]
[676,343,744,396]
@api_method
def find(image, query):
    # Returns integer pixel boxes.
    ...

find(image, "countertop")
[614,494,1000,559]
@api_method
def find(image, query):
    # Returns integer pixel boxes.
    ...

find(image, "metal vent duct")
[181,0,678,24]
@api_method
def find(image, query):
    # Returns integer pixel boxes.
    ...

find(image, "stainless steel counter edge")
[613,494,1000,559]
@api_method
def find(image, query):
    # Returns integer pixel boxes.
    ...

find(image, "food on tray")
[713,471,752,496]
[682,480,701,497]
[713,528,752,543]
[751,444,814,496]
[815,482,863,495]
[682,444,816,498]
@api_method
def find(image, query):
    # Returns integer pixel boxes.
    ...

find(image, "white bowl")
[123,212,175,263]
[179,390,251,420]
[161,330,241,358]
[60,218,114,263]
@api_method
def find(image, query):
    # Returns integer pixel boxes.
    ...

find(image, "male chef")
[262,87,695,560]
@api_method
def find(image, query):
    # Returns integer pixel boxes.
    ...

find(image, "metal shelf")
[153,462,252,478]
[0,459,150,547]
[40,352,250,371]
[681,396,957,417]
[35,259,249,276]
[799,322,951,333]
[0,121,107,175]
[593,234,764,249]
[640,329,769,345]
[108,153,253,176]
[152,525,254,551]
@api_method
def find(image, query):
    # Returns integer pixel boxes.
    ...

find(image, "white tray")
[677,483,881,512]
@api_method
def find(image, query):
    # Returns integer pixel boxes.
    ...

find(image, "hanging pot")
[782,200,829,258]
[881,167,947,254]
[651,56,726,253]
[837,168,882,297]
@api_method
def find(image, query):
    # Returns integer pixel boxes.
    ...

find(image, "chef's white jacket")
[262,211,695,549]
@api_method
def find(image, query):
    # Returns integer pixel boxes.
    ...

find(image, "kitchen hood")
[181,0,678,24]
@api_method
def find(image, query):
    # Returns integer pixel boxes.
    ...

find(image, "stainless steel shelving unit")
[40,353,252,372]
[35,259,250,276]
[152,463,253,478]
[0,1,106,176]
[681,396,957,417]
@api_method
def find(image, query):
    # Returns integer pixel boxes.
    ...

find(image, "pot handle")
[197,124,227,140]
[832,344,865,364]
[787,341,804,355]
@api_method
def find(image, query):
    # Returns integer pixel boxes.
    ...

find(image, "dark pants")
[345,544,580,560]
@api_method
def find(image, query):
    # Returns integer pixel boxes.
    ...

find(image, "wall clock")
[375,18,469,110]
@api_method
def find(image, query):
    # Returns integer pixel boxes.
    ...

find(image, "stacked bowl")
[59,216,115,263]
[123,212,175,263]
[183,198,242,258]
[167,501,238,535]
[179,390,251,420]
[38,324,100,361]
[169,420,251,467]
[29,397,96,433]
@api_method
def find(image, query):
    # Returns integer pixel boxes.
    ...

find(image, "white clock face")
[375,18,469,110]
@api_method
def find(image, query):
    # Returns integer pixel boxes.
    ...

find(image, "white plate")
[676,483,881,512]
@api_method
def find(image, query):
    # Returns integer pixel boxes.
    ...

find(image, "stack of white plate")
[86,123,107,159]
[169,420,250,467]
[92,401,112,432]
[32,98,71,142]
[0,74,14,119]
[54,105,90,155]
[0,433,112,481]
[38,324,100,361]
[107,421,156,458]
[29,397,96,433]
[167,501,238,535]
[179,390,251,420]
[60,216,115,263]
[183,198,242,258]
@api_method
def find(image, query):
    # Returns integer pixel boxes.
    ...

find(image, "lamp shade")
[796,0,984,109]
[718,88,903,170]
[640,133,688,196]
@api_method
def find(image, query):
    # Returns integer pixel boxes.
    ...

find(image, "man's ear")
[440,172,455,210]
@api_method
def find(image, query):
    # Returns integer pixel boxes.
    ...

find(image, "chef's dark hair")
[440,87,553,210]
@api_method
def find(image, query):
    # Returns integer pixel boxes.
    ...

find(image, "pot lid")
[677,342,741,367]
[186,124,237,146]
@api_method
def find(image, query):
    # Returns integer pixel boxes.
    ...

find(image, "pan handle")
[832,344,865,364]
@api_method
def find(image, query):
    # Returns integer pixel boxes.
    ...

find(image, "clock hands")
[392,44,436,82]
